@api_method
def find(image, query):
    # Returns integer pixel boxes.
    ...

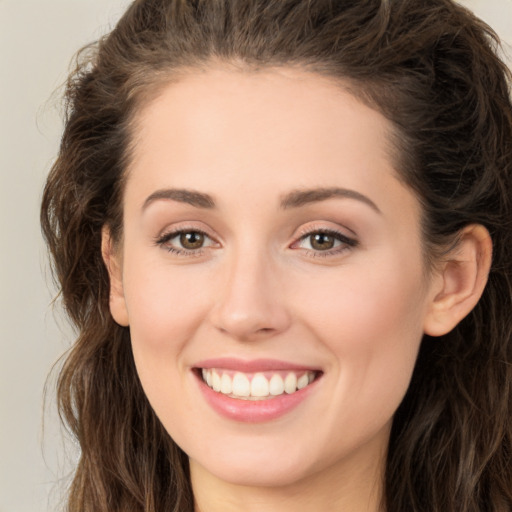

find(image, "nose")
[210,248,291,341]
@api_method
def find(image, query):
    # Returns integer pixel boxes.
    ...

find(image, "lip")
[194,357,320,373]
[193,358,322,423]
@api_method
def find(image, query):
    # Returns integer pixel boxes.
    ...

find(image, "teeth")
[212,371,221,392]
[200,368,317,399]
[232,372,250,397]
[269,374,285,396]
[251,373,269,397]
[220,373,232,394]
[284,373,297,394]
[297,373,309,390]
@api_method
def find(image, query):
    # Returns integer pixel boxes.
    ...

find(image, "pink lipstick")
[194,358,322,423]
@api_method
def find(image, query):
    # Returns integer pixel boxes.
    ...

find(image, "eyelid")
[153,221,358,258]
[294,221,357,242]
[156,229,215,245]
[290,224,359,256]
[154,223,220,255]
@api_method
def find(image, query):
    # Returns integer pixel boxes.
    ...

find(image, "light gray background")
[0,1,510,511]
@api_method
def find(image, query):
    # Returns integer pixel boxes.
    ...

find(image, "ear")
[423,224,492,337]
[101,226,129,327]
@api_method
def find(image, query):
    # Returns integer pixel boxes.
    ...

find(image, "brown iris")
[310,233,336,250]
[180,231,205,249]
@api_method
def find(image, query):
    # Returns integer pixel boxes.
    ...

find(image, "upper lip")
[193,357,320,373]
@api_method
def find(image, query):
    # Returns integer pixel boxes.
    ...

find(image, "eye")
[293,229,358,255]
[155,229,217,254]
[304,232,339,251]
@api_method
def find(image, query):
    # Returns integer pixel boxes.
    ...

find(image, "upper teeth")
[201,369,316,400]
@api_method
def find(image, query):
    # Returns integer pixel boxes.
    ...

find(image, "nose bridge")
[211,241,290,340]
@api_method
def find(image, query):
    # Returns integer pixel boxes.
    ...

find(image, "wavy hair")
[41,1,512,510]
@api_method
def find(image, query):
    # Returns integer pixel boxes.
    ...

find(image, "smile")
[194,358,322,422]
[201,369,317,400]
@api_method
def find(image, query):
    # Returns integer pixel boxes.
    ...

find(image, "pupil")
[311,233,334,250]
[180,232,204,249]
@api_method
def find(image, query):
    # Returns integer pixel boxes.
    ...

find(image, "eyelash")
[293,228,358,258]
[154,227,358,258]
[154,228,215,256]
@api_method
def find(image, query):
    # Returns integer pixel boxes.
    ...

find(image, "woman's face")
[111,67,439,490]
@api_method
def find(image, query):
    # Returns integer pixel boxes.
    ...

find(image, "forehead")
[125,66,419,225]
[129,67,393,168]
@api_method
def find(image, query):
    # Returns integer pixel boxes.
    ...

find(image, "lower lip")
[196,372,319,423]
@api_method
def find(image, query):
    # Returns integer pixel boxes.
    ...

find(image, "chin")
[187,431,335,490]
[197,456,316,489]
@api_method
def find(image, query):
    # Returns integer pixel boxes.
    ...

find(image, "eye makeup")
[154,224,358,260]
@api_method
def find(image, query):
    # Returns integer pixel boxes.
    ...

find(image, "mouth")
[198,368,320,400]
[193,358,323,422]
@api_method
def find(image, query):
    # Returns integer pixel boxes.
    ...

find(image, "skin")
[103,66,492,512]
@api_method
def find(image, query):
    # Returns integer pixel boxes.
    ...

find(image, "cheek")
[121,257,215,400]
[299,254,426,339]
[124,256,211,342]
[295,252,427,412]
[121,262,214,440]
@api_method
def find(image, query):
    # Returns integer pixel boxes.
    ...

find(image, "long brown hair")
[41,1,512,510]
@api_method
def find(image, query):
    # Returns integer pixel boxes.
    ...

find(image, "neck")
[190,435,387,512]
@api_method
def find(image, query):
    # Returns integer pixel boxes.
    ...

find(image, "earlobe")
[101,226,130,327]
[423,224,492,337]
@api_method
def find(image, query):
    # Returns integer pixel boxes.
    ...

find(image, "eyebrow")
[142,186,380,214]
[280,187,381,213]
[142,188,215,210]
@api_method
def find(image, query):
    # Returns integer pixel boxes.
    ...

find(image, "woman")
[41,0,512,510]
